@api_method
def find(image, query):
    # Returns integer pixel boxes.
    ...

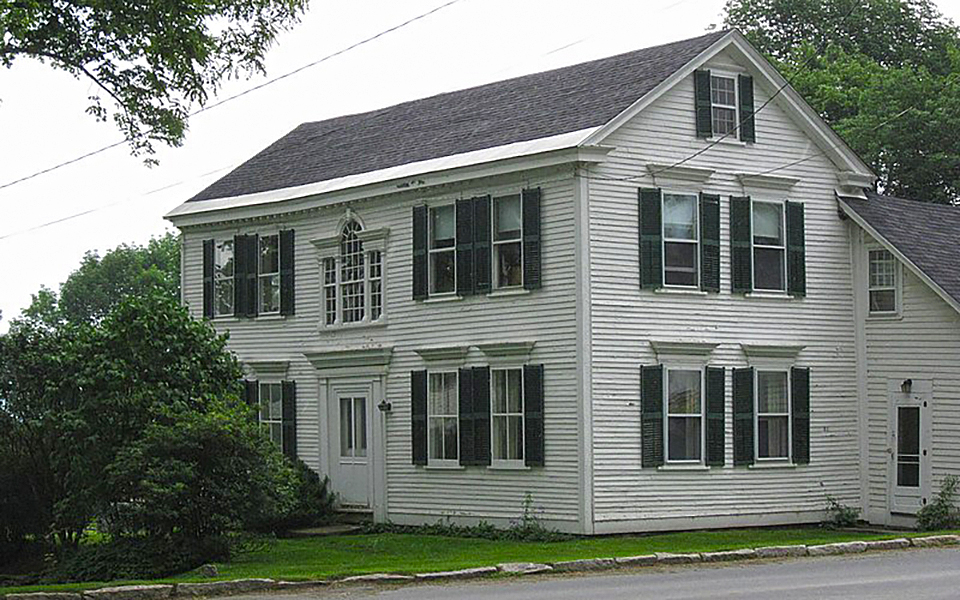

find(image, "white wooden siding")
[586,49,862,530]
[180,165,584,531]
[858,232,960,524]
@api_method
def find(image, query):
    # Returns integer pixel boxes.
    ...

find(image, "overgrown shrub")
[251,460,337,534]
[823,495,860,528]
[917,475,960,531]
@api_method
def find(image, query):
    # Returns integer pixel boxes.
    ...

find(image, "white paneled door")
[330,383,373,507]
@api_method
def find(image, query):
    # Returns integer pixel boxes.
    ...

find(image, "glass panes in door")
[897,406,920,487]
[339,397,368,459]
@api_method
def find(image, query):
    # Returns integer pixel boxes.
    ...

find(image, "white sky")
[2,0,959,329]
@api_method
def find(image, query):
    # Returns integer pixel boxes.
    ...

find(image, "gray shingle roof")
[843,191,960,308]
[189,30,727,202]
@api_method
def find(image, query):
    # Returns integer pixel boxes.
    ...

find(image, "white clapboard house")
[165,29,960,533]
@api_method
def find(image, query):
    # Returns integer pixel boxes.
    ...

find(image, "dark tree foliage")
[724,0,960,203]
[0,0,308,158]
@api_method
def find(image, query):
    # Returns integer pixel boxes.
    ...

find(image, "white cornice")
[741,344,805,359]
[302,345,393,378]
[476,341,536,359]
[646,163,715,184]
[736,173,800,191]
[244,360,290,380]
[414,345,471,362]
[651,340,719,359]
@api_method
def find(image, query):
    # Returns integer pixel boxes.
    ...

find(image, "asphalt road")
[238,547,960,600]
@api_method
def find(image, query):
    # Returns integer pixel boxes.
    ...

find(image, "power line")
[0,0,465,194]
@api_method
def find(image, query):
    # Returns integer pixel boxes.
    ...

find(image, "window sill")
[422,295,462,304]
[487,288,530,298]
[488,462,530,471]
[423,463,465,470]
[657,464,711,472]
[748,462,797,470]
[319,319,388,333]
[655,287,708,296]
[707,135,750,147]
[744,291,794,300]
[866,312,902,322]
[255,313,286,321]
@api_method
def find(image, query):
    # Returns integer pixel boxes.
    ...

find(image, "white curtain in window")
[663,194,697,240]
[753,203,782,243]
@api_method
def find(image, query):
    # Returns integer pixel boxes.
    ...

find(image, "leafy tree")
[723,0,960,203]
[0,0,307,158]
[23,232,180,325]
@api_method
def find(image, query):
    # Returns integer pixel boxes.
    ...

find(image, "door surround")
[886,378,932,517]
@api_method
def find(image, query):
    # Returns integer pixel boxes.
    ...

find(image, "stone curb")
[414,567,498,580]
[5,535,954,600]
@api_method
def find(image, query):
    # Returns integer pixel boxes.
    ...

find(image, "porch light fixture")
[901,379,913,394]
[378,399,392,413]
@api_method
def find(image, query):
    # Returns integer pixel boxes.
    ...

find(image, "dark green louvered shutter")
[473,366,491,466]
[280,229,295,316]
[786,201,806,297]
[791,367,810,465]
[456,199,475,296]
[738,74,756,143]
[733,367,755,466]
[730,197,753,293]
[523,364,544,467]
[281,380,297,459]
[412,206,429,300]
[473,195,492,294]
[522,188,542,290]
[244,379,259,423]
[705,366,726,466]
[639,188,663,290]
[202,239,215,318]
[700,193,721,292]
[241,234,259,318]
[694,69,713,139]
[458,367,475,466]
[411,370,428,465]
[641,365,664,468]
[233,234,245,317]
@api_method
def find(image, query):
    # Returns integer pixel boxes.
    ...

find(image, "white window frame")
[428,203,457,296]
[754,369,792,463]
[661,190,700,289]
[710,72,739,138]
[663,365,706,465]
[492,194,524,290]
[867,247,900,316]
[213,238,235,317]
[258,381,284,449]
[427,370,459,466]
[750,199,787,292]
[317,219,387,328]
[338,221,367,324]
[257,232,281,315]
[490,367,525,468]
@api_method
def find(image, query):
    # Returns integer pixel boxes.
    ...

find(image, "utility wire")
[0,0,465,193]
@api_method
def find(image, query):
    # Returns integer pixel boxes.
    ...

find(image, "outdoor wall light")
[901,378,913,394]
[378,399,392,413]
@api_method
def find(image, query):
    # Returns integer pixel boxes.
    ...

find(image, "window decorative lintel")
[302,345,393,378]
[310,234,340,255]
[355,227,390,251]
[736,173,800,191]
[476,341,536,359]
[650,340,718,360]
[646,163,715,184]
[741,343,805,360]
[414,345,470,362]
[244,360,290,381]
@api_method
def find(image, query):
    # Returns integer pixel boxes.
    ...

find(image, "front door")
[330,385,372,507]
[888,379,931,515]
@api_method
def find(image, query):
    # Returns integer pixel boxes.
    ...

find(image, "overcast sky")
[2,0,959,329]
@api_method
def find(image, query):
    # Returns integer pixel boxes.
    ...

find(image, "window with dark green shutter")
[281,380,297,459]
[280,229,295,316]
[700,193,720,292]
[412,206,428,300]
[705,366,725,466]
[472,366,492,466]
[695,70,756,141]
[473,196,492,294]
[694,69,712,139]
[738,74,756,143]
[640,365,664,468]
[733,367,755,466]
[730,197,753,293]
[786,201,806,297]
[411,370,428,465]
[791,367,810,464]
[521,188,541,290]
[639,188,663,290]
[234,234,259,318]
[523,364,544,467]
[456,200,475,296]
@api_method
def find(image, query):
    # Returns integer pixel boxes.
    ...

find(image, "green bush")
[917,475,960,531]
[823,495,860,528]
[251,460,336,534]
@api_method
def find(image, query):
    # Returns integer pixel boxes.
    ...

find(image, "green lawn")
[2,528,955,595]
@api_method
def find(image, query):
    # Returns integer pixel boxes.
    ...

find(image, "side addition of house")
[166,29,960,534]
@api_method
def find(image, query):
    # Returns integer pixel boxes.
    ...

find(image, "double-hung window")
[868,249,898,314]
[258,382,284,448]
[321,220,385,326]
[214,239,234,316]
[428,371,458,463]
[429,205,456,294]
[752,201,786,291]
[258,234,281,314]
[666,368,703,463]
[492,368,524,463]
[493,194,523,288]
[710,75,738,136]
[756,370,790,460]
[662,192,699,287]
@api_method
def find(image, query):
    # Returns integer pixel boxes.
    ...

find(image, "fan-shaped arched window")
[322,220,383,325]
